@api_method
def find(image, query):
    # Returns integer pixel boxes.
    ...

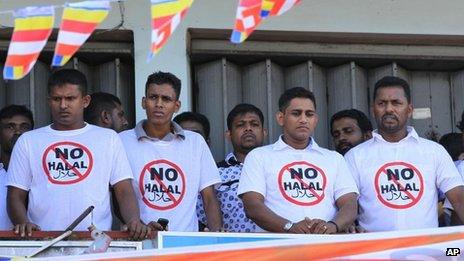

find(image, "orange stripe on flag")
[5,54,39,66]
[108,232,464,261]
[60,19,99,34]
[11,29,51,42]
[56,44,80,56]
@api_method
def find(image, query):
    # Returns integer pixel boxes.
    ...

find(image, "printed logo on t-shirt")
[374,161,424,209]
[42,141,93,185]
[139,159,186,210]
[278,161,326,206]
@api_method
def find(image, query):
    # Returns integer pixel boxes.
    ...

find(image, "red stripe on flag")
[5,54,39,66]
[11,29,51,42]
[60,19,99,34]
[55,43,80,56]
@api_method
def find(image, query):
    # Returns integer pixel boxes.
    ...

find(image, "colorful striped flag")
[4,6,54,80]
[230,0,262,44]
[150,0,194,59]
[260,0,301,18]
[52,1,110,67]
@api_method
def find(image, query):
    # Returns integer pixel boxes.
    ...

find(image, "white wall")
[2,0,464,120]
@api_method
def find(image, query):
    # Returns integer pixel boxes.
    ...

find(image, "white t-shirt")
[0,163,12,230]
[7,124,133,231]
[443,160,464,210]
[237,136,359,232]
[345,127,464,232]
[119,123,221,232]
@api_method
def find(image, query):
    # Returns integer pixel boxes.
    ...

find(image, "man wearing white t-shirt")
[238,87,359,234]
[119,71,222,232]
[7,69,150,239]
[0,105,34,230]
[345,76,464,232]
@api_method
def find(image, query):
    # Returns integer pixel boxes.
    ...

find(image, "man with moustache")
[345,76,464,231]
[330,109,373,155]
[197,103,267,232]
[0,105,34,230]
[84,92,129,133]
[238,87,358,234]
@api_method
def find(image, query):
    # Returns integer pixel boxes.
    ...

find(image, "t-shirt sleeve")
[237,150,266,197]
[344,150,361,190]
[109,133,134,186]
[333,153,359,200]
[436,145,464,194]
[198,138,221,192]
[443,162,464,210]
[6,135,32,191]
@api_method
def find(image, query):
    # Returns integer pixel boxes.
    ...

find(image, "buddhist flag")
[260,0,301,18]
[52,1,110,67]
[4,6,54,80]
[230,0,262,44]
[150,0,194,59]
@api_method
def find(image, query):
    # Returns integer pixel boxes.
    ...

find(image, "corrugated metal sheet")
[195,59,463,161]
[0,58,135,128]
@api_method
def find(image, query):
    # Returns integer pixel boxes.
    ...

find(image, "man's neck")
[0,153,10,170]
[282,135,310,150]
[379,128,408,143]
[51,121,86,131]
[143,121,172,139]
[233,150,248,163]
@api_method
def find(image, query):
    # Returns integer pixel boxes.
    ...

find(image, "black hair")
[84,92,122,125]
[278,87,316,112]
[439,132,464,161]
[48,69,88,95]
[173,112,211,139]
[373,76,411,103]
[145,71,181,100]
[458,111,464,132]
[226,103,264,130]
[330,109,373,134]
[0,104,34,128]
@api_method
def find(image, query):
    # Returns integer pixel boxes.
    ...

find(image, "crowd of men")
[0,68,463,239]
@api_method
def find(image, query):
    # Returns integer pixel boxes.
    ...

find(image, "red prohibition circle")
[41,141,94,185]
[278,161,326,206]
[374,161,424,209]
[139,159,186,210]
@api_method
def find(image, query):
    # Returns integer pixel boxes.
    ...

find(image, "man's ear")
[364,131,373,140]
[276,111,284,127]
[83,95,91,108]
[174,100,181,113]
[225,129,231,142]
[100,110,111,125]
[142,97,146,110]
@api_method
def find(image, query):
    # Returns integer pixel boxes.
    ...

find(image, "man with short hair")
[84,92,129,133]
[0,105,34,230]
[173,112,210,144]
[238,87,359,234]
[330,109,373,155]
[7,69,150,239]
[345,76,464,231]
[198,103,267,232]
[119,71,223,232]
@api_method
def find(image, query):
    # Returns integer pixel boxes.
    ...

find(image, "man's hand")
[14,222,40,237]
[288,217,315,234]
[306,218,337,234]
[122,220,151,240]
[345,223,367,233]
[147,221,166,231]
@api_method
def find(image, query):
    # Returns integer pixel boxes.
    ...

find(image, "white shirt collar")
[272,135,324,154]
[372,126,419,144]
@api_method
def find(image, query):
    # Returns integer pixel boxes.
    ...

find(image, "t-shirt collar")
[225,152,241,166]
[0,163,4,171]
[135,120,185,141]
[372,126,419,143]
[272,135,324,154]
